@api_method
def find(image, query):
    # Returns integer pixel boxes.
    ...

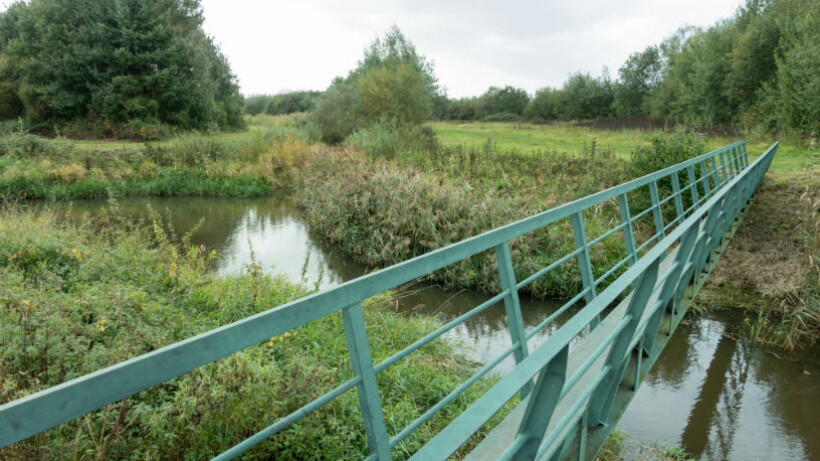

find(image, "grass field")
[430,120,817,174]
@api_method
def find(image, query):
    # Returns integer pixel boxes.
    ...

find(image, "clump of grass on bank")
[701,168,820,350]
[0,204,502,460]
[298,144,631,299]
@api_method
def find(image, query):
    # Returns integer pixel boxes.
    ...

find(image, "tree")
[725,0,780,113]
[524,87,559,120]
[555,72,615,120]
[358,61,432,124]
[313,26,440,143]
[0,0,243,132]
[614,46,662,116]
[478,86,529,117]
[763,0,820,134]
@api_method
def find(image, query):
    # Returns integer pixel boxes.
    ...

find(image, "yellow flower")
[22,299,31,307]
[100,318,106,324]
[268,338,274,347]
[171,262,178,270]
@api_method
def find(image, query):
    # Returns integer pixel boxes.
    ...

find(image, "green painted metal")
[496,243,531,374]
[648,181,665,240]
[0,140,776,461]
[617,193,637,266]
[343,303,392,461]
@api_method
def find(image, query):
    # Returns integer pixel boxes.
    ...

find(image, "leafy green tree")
[358,61,432,124]
[524,87,559,120]
[313,26,439,143]
[614,46,662,116]
[763,0,820,134]
[0,0,243,132]
[478,86,529,117]
[555,72,615,120]
[725,0,780,114]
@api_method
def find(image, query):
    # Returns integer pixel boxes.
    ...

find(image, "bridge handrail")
[411,141,777,460]
[0,139,765,460]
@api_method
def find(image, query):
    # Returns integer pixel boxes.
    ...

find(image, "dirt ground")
[699,168,819,339]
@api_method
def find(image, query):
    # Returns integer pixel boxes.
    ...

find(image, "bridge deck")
[466,245,684,461]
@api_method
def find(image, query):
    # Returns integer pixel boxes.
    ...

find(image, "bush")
[628,129,706,179]
[313,26,440,144]
[346,117,435,159]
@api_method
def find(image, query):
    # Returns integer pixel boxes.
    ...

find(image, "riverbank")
[0,206,505,460]
[700,167,820,350]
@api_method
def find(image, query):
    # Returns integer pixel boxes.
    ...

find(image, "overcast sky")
[2,1,744,98]
[200,0,744,98]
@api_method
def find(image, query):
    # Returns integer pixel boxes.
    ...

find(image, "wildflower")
[22,299,31,307]
[268,338,274,347]
[171,262,178,270]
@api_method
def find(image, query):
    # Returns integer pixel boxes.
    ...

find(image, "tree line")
[441,0,819,136]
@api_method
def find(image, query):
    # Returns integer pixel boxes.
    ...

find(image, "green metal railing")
[0,140,777,460]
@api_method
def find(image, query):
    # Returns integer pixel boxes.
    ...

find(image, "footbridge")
[0,141,778,460]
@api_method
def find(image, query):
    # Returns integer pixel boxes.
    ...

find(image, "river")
[40,196,820,461]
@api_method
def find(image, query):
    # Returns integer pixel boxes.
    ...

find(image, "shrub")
[629,129,706,179]
[345,117,435,159]
[313,26,440,144]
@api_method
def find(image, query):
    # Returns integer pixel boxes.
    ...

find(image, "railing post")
[617,193,637,266]
[719,150,730,183]
[508,346,569,461]
[648,181,665,241]
[587,259,660,426]
[686,165,700,208]
[699,160,712,197]
[643,225,697,346]
[709,156,721,191]
[731,146,742,173]
[687,197,726,287]
[495,242,531,393]
[342,303,392,461]
[670,173,685,225]
[571,212,599,328]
